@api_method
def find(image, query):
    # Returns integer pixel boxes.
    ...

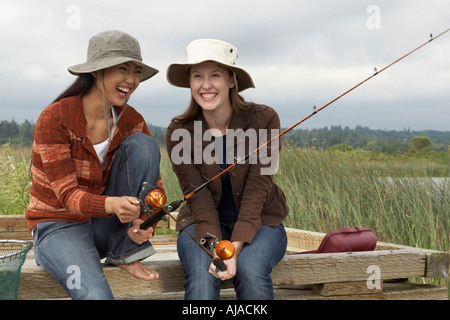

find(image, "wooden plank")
[285,227,441,253]
[312,281,383,296]
[11,221,449,300]
[18,248,432,299]
[0,215,176,242]
[0,215,28,232]
[271,250,426,286]
[148,234,177,246]
[18,267,68,299]
[18,245,181,300]
[115,282,447,300]
[426,252,450,278]
[0,215,31,240]
[274,282,448,300]
[285,227,450,280]
[285,228,324,252]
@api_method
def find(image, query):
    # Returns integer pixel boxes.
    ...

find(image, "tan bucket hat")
[68,30,159,82]
[166,39,255,92]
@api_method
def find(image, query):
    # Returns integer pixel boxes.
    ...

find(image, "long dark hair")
[53,73,96,103]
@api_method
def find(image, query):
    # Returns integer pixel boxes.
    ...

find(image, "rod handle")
[140,210,166,230]
[213,258,227,273]
[139,200,181,230]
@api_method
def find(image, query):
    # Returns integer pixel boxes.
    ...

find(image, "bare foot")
[119,261,159,281]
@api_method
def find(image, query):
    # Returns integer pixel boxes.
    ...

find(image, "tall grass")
[159,146,183,202]
[0,144,31,215]
[275,145,449,292]
[1,143,448,291]
[276,145,449,253]
[1,143,448,252]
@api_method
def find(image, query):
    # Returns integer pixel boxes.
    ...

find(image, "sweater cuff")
[80,194,109,217]
[230,220,260,244]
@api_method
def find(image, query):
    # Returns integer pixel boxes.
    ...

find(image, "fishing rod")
[140,28,449,264]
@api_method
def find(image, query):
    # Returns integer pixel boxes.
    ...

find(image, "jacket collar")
[181,108,251,166]
[58,96,134,136]
[58,96,87,137]
[57,96,134,154]
[185,107,251,137]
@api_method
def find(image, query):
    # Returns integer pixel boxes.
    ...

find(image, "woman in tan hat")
[166,39,288,299]
[26,30,163,299]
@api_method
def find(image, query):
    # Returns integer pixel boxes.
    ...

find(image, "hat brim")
[68,57,159,82]
[166,60,255,92]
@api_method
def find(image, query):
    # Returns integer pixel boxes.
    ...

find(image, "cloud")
[0,0,449,131]
[20,65,51,81]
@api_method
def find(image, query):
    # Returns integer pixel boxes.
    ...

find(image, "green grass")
[1,142,448,293]
[2,143,448,251]
[0,144,32,215]
[276,146,449,253]
[274,145,449,293]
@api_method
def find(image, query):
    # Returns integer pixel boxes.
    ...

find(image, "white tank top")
[93,107,117,168]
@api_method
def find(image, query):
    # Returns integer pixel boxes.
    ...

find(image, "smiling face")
[95,62,142,106]
[189,62,236,114]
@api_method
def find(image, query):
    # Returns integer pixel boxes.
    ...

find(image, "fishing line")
[142,29,449,228]
[139,28,449,267]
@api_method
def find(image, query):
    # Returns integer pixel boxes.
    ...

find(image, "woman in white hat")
[166,39,288,299]
[26,30,164,299]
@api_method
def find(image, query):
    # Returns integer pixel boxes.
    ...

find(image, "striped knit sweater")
[26,96,164,232]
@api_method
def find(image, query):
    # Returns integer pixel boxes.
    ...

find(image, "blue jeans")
[177,223,287,300]
[32,133,161,300]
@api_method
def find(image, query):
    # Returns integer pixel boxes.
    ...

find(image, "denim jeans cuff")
[105,242,156,265]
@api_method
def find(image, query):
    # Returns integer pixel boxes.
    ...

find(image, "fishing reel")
[202,233,235,272]
[139,188,169,230]
[144,189,167,212]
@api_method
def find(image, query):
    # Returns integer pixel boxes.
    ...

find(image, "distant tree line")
[1,120,449,155]
[0,120,34,146]
[282,125,449,153]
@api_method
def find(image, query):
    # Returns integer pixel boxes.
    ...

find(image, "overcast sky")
[1,0,449,131]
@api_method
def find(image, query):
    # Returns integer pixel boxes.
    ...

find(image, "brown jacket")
[166,103,288,244]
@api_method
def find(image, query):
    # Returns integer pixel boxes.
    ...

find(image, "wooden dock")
[1,215,448,300]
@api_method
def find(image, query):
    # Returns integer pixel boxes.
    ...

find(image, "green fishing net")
[0,240,32,300]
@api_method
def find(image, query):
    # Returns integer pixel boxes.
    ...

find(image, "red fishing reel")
[215,240,235,260]
[144,189,167,211]
[139,188,168,230]
[204,233,235,272]
[212,240,235,273]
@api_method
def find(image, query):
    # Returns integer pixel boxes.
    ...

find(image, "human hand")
[105,196,140,223]
[209,256,237,281]
[208,240,243,281]
[128,219,154,244]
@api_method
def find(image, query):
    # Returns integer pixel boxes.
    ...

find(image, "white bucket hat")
[68,30,159,82]
[166,39,255,92]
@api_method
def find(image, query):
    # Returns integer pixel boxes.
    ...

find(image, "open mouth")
[117,86,130,97]
[201,93,217,101]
